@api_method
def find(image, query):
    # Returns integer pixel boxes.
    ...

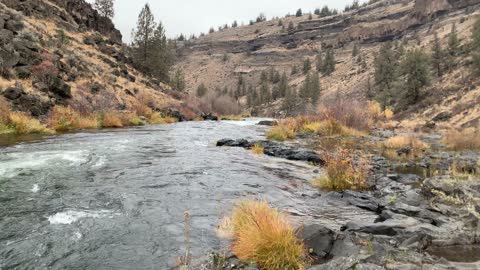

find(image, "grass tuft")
[149,112,178,124]
[251,143,264,155]
[267,124,296,141]
[313,150,369,191]
[101,111,123,128]
[231,200,307,270]
[8,112,53,135]
[384,135,429,150]
[444,129,480,151]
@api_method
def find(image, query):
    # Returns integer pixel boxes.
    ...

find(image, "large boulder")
[298,224,335,259]
[0,29,14,45]
[3,85,24,100]
[50,77,72,98]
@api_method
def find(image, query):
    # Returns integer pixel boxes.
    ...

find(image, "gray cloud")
[87,0,364,42]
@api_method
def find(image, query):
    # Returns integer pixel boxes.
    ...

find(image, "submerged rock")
[256,120,278,126]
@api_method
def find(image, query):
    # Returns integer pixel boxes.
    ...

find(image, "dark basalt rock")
[3,85,24,100]
[299,224,335,259]
[256,120,278,126]
[217,138,324,164]
[342,190,380,212]
[202,113,219,121]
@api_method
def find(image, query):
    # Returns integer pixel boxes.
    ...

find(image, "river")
[0,119,376,269]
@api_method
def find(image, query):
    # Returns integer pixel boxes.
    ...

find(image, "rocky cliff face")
[175,0,480,127]
[2,0,122,44]
[0,0,181,120]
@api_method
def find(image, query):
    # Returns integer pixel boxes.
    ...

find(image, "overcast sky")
[86,0,364,43]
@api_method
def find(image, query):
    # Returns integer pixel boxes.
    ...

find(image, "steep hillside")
[0,0,183,124]
[175,0,480,128]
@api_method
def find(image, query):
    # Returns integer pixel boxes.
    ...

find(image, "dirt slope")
[175,0,480,128]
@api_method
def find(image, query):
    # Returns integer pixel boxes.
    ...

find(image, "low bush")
[250,143,264,155]
[444,129,480,151]
[384,135,429,150]
[149,112,178,124]
[8,112,53,135]
[100,111,123,128]
[266,124,296,141]
[48,106,100,131]
[313,150,369,191]
[119,113,144,126]
[231,200,306,270]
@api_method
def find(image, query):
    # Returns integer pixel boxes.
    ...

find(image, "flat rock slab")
[217,138,324,165]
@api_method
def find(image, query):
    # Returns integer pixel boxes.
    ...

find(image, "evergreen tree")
[260,70,268,82]
[352,43,359,57]
[259,81,271,104]
[431,32,444,77]
[171,69,186,91]
[310,71,321,105]
[308,13,313,20]
[232,21,238,28]
[472,17,480,50]
[314,8,321,16]
[299,72,311,103]
[282,86,298,115]
[303,58,312,74]
[296,9,303,17]
[400,48,430,105]
[278,72,288,98]
[291,65,298,75]
[320,6,332,17]
[133,4,156,65]
[471,17,480,74]
[323,48,336,75]
[447,23,460,57]
[131,4,173,81]
[94,0,115,19]
[209,27,215,33]
[196,83,208,97]
[287,21,295,32]
[374,42,397,109]
[316,53,323,72]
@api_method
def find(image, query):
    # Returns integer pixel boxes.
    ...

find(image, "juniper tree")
[291,65,298,75]
[299,73,311,103]
[303,58,312,74]
[352,43,359,57]
[196,83,208,97]
[232,21,238,28]
[314,8,321,16]
[171,69,186,92]
[282,86,298,115]
[308,13,313,20]
[446,23,460,70]
[316,53,323,72]
[94,0,115,19]
[400,48,430,105]
[287,21,295,32]
[323,48,336,75]
[472,17,480,74]
[374,42,397,109]
[431,32,445,77]
[278,72,288,98]
[310,71,321,105]
[259,81,271,104]
[296,9,303,17]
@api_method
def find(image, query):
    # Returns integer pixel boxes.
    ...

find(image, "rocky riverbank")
[199,130,480,269]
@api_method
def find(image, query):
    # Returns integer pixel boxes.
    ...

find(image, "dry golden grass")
[231,200,307,270]
[119,112,144,126]
[8,112,53,135]
[101,112,123,128]
[444,129,480,151]
[266,124,296,141]
[149,112,178,125]
[48,106,100,131]
[313,150,369,191]
[384,135,429,150]
[251,143,264,155]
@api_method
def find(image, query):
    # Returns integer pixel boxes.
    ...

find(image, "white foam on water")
[92,156,107,168]
[223,118,275,127]
[31,184,39,193]
[48,210,114,225]
[73,231,82,240]
[0,150,89,178]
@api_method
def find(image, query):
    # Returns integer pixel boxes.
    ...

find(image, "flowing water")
[0,119,377,269]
